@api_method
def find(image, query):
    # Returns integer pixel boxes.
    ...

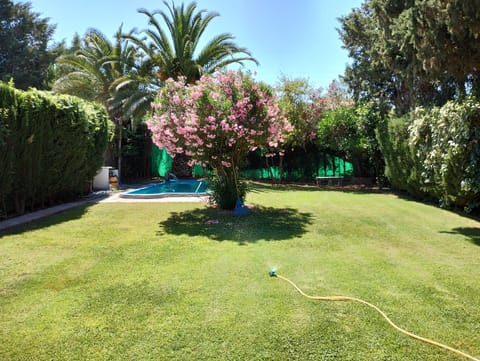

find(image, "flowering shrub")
[147,70,292,209]
[409,99,480,211]
[378,97,480,212]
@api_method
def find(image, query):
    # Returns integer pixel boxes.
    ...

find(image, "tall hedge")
[376,114,426,198]
[377,98,480,212]
[0,82,110,216]
[0,84,17,214]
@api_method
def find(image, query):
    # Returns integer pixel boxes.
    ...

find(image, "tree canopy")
[338,0,480,114]
[148,71,291,208]
[0,0,56,89]
[123,1,258,85]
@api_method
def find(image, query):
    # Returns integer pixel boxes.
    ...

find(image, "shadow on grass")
[158,206,313,244]
[0,202,98,236]
[441,227,480,246]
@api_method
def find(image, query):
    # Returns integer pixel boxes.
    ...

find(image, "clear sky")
[29,0,363,90]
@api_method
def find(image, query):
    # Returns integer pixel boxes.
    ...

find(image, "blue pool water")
[120,179,209,199]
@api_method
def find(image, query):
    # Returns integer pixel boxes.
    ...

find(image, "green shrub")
[409,99,480,211]
[0,82,110,216]
[378,98,480,212]
[208,170,248,210]
[0,84,18,216]
[376,114,425,197]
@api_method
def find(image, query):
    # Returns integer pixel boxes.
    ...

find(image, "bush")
[409,99,480,211]
[377,98,480,212]
[377,114,425,197]
[208,170,248,210]
[0,82,110,216]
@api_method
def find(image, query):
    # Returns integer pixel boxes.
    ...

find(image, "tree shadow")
[158,206,313,244]
[0,201,100,236]
[440,227,480,246]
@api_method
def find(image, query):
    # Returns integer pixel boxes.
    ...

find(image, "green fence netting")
[152,146,204,177]
[151,145,353,180]
[151,146,172,177]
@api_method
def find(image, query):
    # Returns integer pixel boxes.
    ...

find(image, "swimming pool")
[120,179,209,199]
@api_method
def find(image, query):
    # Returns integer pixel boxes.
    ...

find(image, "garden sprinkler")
[269,269,479,361]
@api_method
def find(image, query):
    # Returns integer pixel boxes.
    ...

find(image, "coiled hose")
[270,270,479,361]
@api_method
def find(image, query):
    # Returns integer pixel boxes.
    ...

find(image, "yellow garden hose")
[270,270,479,361]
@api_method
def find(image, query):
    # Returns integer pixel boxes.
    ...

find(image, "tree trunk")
[117,122,122,183]
[170,153,192,178]
[278,154,284,184]
[265,156,274,184]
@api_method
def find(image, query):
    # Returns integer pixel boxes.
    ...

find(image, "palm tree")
[53,27,138,180]
[123,1,258,84]
[108,28,161,123]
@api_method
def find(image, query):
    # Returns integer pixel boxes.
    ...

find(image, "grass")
[0,184,479,360]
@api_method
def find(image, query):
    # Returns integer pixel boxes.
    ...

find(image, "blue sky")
[30,0,363,90]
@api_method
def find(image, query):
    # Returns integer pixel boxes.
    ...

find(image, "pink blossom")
[191,91,202,101]
[147,70,292,174]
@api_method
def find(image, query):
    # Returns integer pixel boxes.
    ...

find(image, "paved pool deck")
[0,190,208,232]
[99,191,208,203]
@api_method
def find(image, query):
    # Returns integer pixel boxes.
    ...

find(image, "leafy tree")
[354,101,387,180]
[276,76,324,149]
[317,105,365,176]
[323,79,354,110]
[148,71,292,209]
[338,2,396,108]
[274,76,326,181]
[0,0,56,89]
[43,34,82,89]
[414,0,480,96]
[338,0,480,113]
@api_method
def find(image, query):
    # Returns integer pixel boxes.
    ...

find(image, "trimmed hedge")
[376,114,426,198]
[377,98,480,212]
[0,83,110,216]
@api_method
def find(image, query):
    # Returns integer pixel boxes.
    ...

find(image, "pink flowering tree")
[147,70,292,209]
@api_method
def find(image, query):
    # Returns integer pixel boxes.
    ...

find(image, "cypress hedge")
[0,82,110,217]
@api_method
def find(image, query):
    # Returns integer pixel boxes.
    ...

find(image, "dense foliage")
[376,114,425,196]
[148,71,291,209]
[339,0,480,114]
[339,0,480,208]
[377,98,480,212]
[317,106,361,174]
[0,0,57,89]
[53,28,149,180]
[0,82,110,216]
[52,2,258,180]
[275,76,324,150]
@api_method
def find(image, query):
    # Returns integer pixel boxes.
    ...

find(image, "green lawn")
[1,185,479,360]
